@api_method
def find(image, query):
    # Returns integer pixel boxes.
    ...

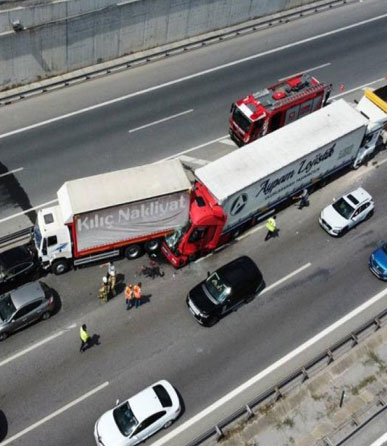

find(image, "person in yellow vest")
[265,216,278,241]
[80,324,90,352]
[133,282,142,308]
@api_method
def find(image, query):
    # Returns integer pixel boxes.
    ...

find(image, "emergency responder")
[80,324,90,352]
[265,216,278,241]
[125,284,134,310]
[99,276,110,302]
[133,282,142,308]
[292,188,309,210]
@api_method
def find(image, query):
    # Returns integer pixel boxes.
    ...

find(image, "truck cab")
[34,205,72,274]
[162,182,226,268]
[353,86,387,168]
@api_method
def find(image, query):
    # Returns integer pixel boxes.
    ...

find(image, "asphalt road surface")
[0,0,386,445]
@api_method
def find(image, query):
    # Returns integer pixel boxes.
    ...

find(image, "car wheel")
[0,332,9,341]
[124,244,143,259]
[52,259,69,275]
[339,227,348,237]
[366,209,374,220]
[206,316,219,327]
[41,311,51,321]
[163,420,173,429]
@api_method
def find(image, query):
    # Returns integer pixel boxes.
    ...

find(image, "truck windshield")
[205,272,231,304]
[165,222,191,249]
[232,107,252,134]
[332,198,355,220]
[34,224,42,249]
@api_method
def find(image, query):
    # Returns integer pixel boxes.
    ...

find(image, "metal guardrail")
[0,0,353,106]
[186,308,387,446]
[0,226,33,248]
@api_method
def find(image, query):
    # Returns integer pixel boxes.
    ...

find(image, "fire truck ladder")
[271,84,328,110]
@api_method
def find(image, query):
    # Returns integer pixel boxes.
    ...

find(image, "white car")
[94,380,181,446]
[319,187,374,237]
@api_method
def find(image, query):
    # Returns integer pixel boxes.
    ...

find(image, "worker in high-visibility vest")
[264,216,278,241]
[133,282,142,308]
[80,324,90,353]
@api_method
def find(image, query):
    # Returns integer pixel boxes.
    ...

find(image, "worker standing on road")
[133,282,142,308]
[264,216,278,241]
[99,276,110,302]
[107,264,116,297]
[125,284,134,311]
[293,188,310,210]
[80,324,90,352]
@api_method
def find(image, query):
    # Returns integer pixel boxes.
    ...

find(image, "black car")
[186,256,264,326]
[0,245,37,289]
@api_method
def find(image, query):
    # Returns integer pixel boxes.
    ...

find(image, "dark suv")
[0,245,37,290]
[186,256,264,326]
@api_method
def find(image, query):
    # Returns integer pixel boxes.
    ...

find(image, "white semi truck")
[34,159,191,274]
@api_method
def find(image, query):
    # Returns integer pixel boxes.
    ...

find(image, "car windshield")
[332,198,355,220]
[0,294,16,322]
[205,272,231,304]
[113,402,138,437]
[232,107,252,133]
[153,384,172,408]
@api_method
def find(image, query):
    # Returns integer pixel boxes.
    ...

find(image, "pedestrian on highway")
[293,188,309,210]
[80,324,90,352]
[133,282,142,308]
[99,276,110,303]
[264,216,278,241]
[125,283,134,311]
[107,265,116,297]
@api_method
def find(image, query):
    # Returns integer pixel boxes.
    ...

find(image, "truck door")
[185,226,217,256]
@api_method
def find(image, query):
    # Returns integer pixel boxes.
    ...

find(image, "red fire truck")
[229,73,331,146]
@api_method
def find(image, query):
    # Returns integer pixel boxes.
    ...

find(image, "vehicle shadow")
[0,410,8,441]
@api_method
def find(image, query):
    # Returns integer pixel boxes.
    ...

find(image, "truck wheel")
[124,244,143,260]
[144,239,160,254]
[52,259,69,275]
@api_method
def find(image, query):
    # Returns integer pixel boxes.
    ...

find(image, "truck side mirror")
[207,271,211,278]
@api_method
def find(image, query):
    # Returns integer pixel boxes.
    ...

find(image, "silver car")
[0,281,55,341]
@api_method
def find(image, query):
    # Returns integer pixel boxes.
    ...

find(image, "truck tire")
[124,244,143,260]
[52,259,69,275]
[144,239,160,254]
[0,332,9,341]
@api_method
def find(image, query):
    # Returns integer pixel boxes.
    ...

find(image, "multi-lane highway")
[0,0,386,444]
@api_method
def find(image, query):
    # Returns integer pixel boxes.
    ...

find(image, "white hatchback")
[94,380,181,446]
[319,187,374,237]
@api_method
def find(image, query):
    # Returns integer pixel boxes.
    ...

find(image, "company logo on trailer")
[76,195,187,231]
[230,193,248,216]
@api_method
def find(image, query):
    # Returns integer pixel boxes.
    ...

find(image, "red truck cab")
[162,182,226,268]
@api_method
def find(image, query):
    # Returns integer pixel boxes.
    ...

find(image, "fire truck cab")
[229,73,331,146]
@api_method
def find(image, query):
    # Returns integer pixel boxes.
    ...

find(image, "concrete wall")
[0,0,317,89]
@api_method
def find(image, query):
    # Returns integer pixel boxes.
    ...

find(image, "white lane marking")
[377,157,387,167]
[220,137,237,147]
[0,167,24,178]
[0,13,386,141]
[261,262,311,294]
[152,285,387,446]
[278,63,331,81]
[1,381,109,445]
[0,199,58,224]
[128,109,193,133]
[178,155,209,166]
[331,77,386,99]
[0,325,76,368]
[163,135,228,161]
[236,224,265,241]
[369,432,387,446]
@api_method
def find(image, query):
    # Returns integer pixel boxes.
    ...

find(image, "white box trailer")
[196,99,369,233]
[35,159,192,274]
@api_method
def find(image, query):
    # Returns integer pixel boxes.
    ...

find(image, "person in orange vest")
[125,284,134,311]
[133,282,142,308]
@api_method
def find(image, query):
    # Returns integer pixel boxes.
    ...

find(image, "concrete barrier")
[0,0,321,89]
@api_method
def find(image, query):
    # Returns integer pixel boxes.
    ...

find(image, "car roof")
[10,282,44,309]
[218,256,262,285]
[0,245,33,270]
[129,385,163,422]
[345,187,372,206]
